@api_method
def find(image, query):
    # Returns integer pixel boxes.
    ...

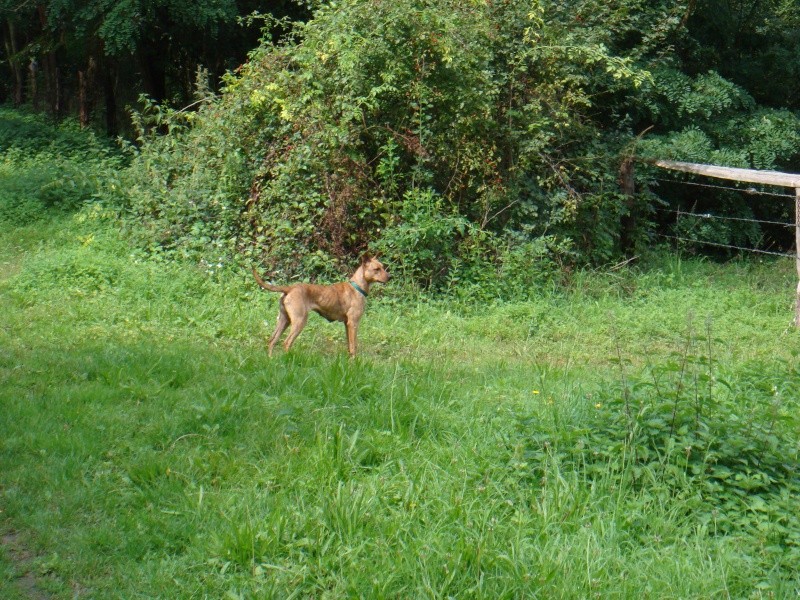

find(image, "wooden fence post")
[796,187,800,328]
[619,157,636,255]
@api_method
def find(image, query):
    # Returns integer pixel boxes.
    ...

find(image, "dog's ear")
[360,253,371,265]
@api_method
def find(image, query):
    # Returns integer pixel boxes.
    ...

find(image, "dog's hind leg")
[282,313,308,352]
[268,298,290,357]
[278,294,310,352]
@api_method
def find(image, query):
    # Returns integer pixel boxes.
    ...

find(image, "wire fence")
[654,177,796,199]
[656,233,797,259]
[646,157,800,326]
[656,207,795,229]
[655,177,798,261]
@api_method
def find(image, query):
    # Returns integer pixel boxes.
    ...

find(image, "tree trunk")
[78,56,97,128]
[35,4,62,116]
[139,42,168,102]
[52,61,61,115]
[29,58,39,109]
[3,21,25,105]
[103,61,118,136]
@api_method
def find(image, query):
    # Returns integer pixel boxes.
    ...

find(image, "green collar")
[349,280,368,297]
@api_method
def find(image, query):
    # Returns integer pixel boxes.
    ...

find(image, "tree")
[0,0,308,132]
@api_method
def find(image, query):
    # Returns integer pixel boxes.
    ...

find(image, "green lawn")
[1,213,799,598]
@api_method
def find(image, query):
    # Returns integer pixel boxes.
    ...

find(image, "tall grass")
[3,210,799,598]
[2,109,799,598]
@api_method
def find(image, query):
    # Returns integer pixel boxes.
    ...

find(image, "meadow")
[2,208,799,599]
[2,110,800,598]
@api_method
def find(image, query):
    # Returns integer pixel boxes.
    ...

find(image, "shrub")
[120,0,655,287]
[0,108,124,224]
[118,1,800,290]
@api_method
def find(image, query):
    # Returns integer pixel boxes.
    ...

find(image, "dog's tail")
[252,268,291,293]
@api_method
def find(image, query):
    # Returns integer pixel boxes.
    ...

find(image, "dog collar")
[349,280,368,297]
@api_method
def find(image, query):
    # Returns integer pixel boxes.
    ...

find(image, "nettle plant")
[520,323,800,562]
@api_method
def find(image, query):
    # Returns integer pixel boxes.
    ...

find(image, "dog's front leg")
[345,318,359,357]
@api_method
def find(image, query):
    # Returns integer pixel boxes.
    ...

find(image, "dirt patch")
[0,256,22,283]
[1,530,51,600]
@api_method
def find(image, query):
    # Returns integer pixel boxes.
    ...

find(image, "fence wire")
[654,177,796,199]
[655,175,798,260]
[657,234,798,259]
[656,208,795,229]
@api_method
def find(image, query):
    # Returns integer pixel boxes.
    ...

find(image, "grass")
[2,107,799,599]
[1,209,799,599]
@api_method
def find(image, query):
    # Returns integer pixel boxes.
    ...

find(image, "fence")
[624,159,800,327]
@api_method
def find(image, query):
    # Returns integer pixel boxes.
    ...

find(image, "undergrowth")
[0,107,124,225]
[520,323,800,580]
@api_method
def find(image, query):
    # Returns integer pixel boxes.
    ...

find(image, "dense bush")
[117,0,800,292]
[120,0,654,290]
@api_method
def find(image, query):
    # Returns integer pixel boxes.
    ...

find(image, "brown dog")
[252,255,390,357]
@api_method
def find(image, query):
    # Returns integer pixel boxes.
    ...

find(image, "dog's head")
[361,254,391,284]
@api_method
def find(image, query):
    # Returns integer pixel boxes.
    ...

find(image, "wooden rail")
[640,159,800,327]
[651,159,800,188]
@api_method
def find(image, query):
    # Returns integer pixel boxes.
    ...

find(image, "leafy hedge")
[119,0,800,293]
